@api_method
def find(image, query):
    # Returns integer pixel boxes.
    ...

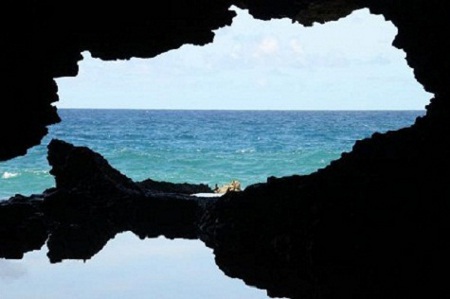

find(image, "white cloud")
[254,36,279,57]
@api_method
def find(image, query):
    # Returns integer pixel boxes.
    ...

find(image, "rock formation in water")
[199,113,450,298]
[2,0,450,298]
[0,139,213,263]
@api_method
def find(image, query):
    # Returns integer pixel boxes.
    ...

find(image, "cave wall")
[2,1,450,297]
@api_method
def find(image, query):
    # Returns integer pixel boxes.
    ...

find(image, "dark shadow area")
[2,1,450,298]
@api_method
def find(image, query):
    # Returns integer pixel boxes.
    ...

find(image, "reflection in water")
[0,234,272,299]
[4,125,447,299]
[0,139,287,298]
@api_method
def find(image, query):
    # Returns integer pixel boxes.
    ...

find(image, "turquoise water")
[1,109,424,200]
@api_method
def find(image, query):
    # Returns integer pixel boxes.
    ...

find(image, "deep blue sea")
[0,109,424,200]
[0,109,425,299]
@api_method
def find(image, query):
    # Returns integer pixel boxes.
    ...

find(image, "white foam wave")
[1,172,19,179]
[236,148,256,154]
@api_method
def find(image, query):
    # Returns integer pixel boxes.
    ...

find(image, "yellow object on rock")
[213,180,242,194]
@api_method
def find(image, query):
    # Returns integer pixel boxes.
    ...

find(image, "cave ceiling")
[2,0,449,160]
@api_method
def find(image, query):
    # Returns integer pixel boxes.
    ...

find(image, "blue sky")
[1,234,272,299]
[55,6,431,110]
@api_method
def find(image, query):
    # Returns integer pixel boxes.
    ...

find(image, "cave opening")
[2,3,446,298]
[0,6,431,200]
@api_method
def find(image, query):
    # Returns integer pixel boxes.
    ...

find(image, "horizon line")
[55,107,426,112]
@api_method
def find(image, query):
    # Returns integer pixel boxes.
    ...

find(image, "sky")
[1,234,273,299]
[54,6,432,110]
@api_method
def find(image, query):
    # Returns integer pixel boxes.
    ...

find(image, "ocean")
[0,109,425,298]
[0,109,424,200]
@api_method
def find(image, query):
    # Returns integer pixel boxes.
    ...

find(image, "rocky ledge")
[0,139,214,263]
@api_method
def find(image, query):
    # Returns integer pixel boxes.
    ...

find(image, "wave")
[1,172,19,179]
[236,148,256,154]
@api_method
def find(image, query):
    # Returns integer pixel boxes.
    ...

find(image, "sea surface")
[0,109,425,298]
[1,109,425,199]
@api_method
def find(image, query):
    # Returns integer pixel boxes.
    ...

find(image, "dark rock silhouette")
[2,1,450,298]
[199,111,450,298]
[1,139,214,263]
[137,178,212,195]
[0,196,47,259]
